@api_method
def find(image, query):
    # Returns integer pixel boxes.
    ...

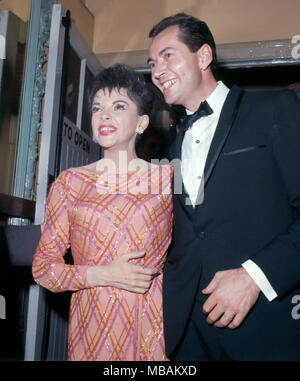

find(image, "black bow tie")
[180,100,213,131]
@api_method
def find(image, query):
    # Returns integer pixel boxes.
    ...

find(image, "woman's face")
[91,87,148,153]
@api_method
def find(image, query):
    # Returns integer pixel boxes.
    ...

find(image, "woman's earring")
[136,128,144,135]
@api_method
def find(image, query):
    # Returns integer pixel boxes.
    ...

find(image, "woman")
[32,64,173,361]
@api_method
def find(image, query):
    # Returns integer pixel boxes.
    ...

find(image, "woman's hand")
[87,251,159,294]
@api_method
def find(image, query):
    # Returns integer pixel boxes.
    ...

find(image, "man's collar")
[186,81,229,115]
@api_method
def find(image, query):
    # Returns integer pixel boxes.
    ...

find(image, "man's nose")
[153,60,167,81]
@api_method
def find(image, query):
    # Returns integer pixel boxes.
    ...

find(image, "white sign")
[63,119,91,154]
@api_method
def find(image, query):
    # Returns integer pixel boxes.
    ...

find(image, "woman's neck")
[102,148,141,174]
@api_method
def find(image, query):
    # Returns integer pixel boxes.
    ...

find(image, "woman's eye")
[115,103,126,111]
[92,106,101,113]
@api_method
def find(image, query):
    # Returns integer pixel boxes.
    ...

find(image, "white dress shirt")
[181,81,277,301]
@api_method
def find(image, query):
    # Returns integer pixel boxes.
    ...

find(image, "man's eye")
[149,62,155,70]
[115,103,126,111]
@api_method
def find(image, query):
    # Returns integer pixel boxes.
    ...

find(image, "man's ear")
[197,43,213,71]
[136,114,149,134]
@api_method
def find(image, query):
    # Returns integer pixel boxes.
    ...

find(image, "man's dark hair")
[149,13,217,71]
[89,64,153,116]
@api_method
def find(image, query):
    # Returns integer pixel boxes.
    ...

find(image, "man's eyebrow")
[147,47,174,65]
[147,56,155,65]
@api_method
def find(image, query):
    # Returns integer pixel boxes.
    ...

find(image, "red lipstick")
[98,125,117,136]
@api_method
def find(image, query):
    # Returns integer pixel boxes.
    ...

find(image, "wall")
[85,0,300,67]
[2,0,298,67]
[59,0,94,48]
[0,0,31,21]
[0,1,94,49]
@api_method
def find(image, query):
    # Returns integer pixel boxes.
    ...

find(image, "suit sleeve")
[32,171,90,292]
[249,90,300,299]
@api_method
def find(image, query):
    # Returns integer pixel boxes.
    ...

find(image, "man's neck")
[186,74,218,112]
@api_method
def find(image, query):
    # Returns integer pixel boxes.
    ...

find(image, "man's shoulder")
[225,86,299,116]
[227,86,300,130]
[233,86,296,103]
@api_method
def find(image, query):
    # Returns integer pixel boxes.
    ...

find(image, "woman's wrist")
[87,266,108,287]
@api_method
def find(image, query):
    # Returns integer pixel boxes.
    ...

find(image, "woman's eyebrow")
[112,100,129,105]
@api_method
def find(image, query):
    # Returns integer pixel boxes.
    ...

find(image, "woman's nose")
[100,109,111,120]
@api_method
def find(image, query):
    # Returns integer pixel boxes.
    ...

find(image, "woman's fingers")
[121,251,145,261]
[119,251,160,277]
[131,264,159,277]
[87,251,159,293]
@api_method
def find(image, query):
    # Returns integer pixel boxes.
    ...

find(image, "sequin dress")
[32,164,173,361]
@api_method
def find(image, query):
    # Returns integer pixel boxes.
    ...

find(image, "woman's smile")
[98,124,117,136]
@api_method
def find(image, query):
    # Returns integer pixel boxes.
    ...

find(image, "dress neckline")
[68,161,162,178]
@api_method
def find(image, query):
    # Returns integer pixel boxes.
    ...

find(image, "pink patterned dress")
[32,165,173,361]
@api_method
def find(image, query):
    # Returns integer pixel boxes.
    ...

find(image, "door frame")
[24,3,102,361]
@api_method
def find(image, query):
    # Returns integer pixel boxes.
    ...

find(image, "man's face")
[148,25,203,111]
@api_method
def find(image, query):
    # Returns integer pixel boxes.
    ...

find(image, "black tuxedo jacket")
[163,85,300,360]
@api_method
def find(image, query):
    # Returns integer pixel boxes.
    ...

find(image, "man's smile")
[162,79,177,90]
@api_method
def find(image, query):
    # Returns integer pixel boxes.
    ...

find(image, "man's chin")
[163,93,178,106]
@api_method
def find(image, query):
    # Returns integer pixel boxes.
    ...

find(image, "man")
[148,13,300,360]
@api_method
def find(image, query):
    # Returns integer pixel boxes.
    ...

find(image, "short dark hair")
[88,64,153,116]
[149,13,217,71]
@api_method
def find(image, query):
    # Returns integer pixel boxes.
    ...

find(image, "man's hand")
[87,251,159,294]
[202,267,260,329]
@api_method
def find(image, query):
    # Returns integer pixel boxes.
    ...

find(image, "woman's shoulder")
[65,161,103,175]
[55,164,99,186]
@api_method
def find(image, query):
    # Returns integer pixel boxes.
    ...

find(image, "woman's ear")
[136,115,149,135]
[197,43,213,71]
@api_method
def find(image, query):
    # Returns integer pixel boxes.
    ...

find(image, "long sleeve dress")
[32,164,173,361]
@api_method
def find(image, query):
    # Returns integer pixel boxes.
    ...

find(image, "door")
[0,10,27,196]
[25,4,102,361]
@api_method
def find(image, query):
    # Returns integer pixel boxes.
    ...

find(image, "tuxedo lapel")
[203,85,244,188]
[168,124,185,160]
[168,125,194,213]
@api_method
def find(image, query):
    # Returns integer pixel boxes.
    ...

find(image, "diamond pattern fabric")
[32,165,173,360]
